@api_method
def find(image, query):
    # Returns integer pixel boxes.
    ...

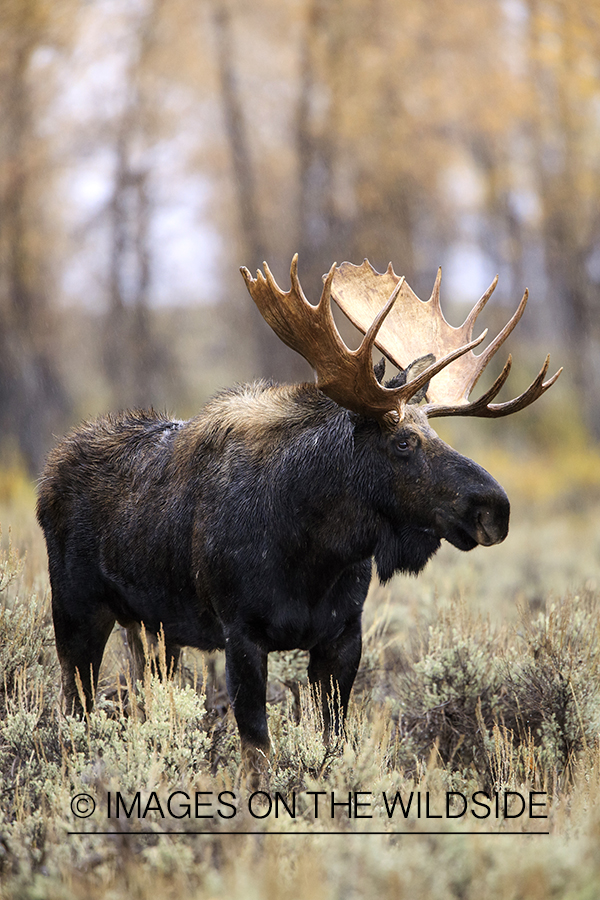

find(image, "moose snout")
[463,475,511,546]
[435,485,510,551]
[434,450,511,551]
[473,498,510,546]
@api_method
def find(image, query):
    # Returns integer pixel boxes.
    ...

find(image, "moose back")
[36,256,560,785]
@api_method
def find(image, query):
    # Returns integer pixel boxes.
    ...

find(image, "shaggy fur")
[37,380,510,776]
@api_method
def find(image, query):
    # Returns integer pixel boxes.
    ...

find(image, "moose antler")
[330,260,562,418]
[241,255,487,425]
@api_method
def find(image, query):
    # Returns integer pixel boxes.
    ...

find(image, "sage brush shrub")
[0,599,52,702]
[391,593,600,785]
[0,530,52,704]
[62,676,212,791]
[504,591,600,774]
[393,608,506,779]
[2,515,600,897]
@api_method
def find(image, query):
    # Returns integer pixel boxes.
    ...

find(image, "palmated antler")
[330,261,562,419]
[241,254,487,426]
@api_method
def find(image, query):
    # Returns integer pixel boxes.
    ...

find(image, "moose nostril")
[476,504,508,545]
[477,508,491,528]
[476,509,491,542]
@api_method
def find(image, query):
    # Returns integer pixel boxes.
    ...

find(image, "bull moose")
[36,255,560,785]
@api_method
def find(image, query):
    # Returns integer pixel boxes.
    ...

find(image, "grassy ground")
[1,442,600,900]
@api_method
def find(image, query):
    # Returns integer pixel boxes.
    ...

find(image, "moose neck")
[214,383,446,583]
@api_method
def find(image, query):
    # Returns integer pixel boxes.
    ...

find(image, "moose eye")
[396,440,410,454]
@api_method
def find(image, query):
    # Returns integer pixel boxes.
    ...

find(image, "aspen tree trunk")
[0,2,69,472]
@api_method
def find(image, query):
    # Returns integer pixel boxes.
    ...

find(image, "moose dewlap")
[37,255,561,787]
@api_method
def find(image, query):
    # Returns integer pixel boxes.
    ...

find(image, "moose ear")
[373,357,386,384]
[405,353,436,404]
[383,353,436,398]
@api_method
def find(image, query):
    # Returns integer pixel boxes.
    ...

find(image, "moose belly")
[260,604,347,651]
[239,559,372,652]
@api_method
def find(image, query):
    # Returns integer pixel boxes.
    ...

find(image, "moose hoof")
[241,743,271,792]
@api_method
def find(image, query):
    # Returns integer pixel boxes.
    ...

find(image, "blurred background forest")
[1,0,600,476]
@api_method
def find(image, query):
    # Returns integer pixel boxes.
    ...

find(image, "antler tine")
[424,355,513,418]
[429,267,443,313]
[427,356,563,419]
[466,288,529,395]
[462,275,499,337]
[481,357,563,418]
[288,252,309,303]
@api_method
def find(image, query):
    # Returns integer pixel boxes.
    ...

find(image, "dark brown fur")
[37,380,510,786]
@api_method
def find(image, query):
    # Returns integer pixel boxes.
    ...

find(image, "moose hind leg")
[52,600,115,715]
[125,622,182,682]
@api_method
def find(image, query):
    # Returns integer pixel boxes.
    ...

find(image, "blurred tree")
[2,0,598,469]
[199,0,583,391]
[295,0,357,284]
[100,0,179,410]
[211,0,289,380]
[0,0,71,473]
[526,0,600,436]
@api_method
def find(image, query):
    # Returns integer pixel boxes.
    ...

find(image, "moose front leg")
[308,616,362,744]
[224,630,270,790]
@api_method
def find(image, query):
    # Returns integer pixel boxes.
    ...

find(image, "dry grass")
[1,451,600,900]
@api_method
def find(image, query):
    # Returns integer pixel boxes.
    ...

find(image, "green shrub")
[389,593,600,789]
